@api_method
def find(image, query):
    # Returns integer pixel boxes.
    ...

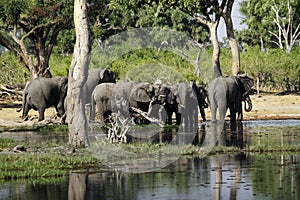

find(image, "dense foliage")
[0,0,299,91]
[1,45,299,92]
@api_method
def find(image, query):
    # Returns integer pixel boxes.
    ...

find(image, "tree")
[67,0,91,147]
[0,0,73,78]
[269,0,300,53]
[220,0,240,75]
[239,0,300,52]
[175,0,241,76]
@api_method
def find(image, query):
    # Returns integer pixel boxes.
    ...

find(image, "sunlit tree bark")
[194,15,222,78]
[221,0,240,75]
[67,0,91,147]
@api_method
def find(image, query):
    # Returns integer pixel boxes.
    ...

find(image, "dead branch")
[131,107,164,127]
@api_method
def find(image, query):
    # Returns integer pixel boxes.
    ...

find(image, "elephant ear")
[238,74,254,92]
[131,83,153,102]
[59,77,68,94]
[99,69,116,83]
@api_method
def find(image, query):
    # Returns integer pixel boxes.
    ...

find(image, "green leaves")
[0,0,27,25]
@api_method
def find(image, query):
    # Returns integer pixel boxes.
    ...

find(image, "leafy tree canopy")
[238,0,300,49]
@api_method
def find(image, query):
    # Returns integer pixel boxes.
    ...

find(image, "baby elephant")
[22,76,68,122]
[90,82,116,123]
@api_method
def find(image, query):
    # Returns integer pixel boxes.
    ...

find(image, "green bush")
[1,45,299,91]
[49,53,71,77]
[0,52,30,85]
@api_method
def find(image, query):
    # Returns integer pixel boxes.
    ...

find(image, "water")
[0,120,299,200]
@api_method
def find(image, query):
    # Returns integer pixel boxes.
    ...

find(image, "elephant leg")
[175,112,181,125]
[210,106,217,123]
[199,105,206,121]
[22,103,31,120]
[97,103,104,123]
[90,95,96,122]
[218,102,227,123]
[229,104,237,123]
[236,102,243,122]
[38,108,45,121]
[166,110,173,125]
[210,99,217,122]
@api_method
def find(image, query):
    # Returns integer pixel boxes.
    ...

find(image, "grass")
[0,153,100,180]
[0,129,299,182]
[0,137,103,182]
[0,124,68,133]
[183,144,300,156]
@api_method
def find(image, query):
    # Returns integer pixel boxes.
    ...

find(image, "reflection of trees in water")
[68,172,88,200]
[250,154,299,199]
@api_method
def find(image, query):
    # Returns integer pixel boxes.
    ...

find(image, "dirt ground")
[0,94,299,123]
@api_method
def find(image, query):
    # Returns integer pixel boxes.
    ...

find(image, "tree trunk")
[222,0,240,76]
[209,21,222,78]
[67,0,91,147]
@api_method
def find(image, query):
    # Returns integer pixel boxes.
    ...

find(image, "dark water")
[0,120,299,200]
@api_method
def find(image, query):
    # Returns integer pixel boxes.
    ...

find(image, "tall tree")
[220,0,240,75]
[0,0,73,78]
[169,0,226,77]
[67,0,91,147]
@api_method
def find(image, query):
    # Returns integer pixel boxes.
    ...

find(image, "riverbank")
[1,94,299,123]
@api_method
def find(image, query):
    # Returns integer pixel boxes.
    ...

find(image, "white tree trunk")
[67,0,91,147]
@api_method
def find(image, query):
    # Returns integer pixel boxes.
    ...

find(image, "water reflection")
[4,153,298,200]
[1,120,300,199]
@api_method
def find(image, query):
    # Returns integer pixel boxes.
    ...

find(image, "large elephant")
[22,76,68,122]
[83,68,116,105]
[90,82,116,123]
[208,74,254,123]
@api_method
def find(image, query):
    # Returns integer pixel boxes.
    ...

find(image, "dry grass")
[205,94,300,121]
[0,94,299,123]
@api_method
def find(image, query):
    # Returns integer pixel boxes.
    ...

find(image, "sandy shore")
[0,94,299,123]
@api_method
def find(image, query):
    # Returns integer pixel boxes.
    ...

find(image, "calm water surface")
[0,120,299,200]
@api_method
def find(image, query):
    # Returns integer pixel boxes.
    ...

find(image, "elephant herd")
[20,68,254,129]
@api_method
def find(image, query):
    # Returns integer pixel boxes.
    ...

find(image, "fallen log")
[0,116,64,128]
[0,84,23,96]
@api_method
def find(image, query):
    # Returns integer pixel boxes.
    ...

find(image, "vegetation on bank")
[0,134,299,181]
[1,46,299,92]
[0,137,102,182]
[0,124,68,133]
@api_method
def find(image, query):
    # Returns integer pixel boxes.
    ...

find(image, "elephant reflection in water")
[204,122,244,200]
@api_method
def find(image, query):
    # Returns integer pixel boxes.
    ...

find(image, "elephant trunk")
[244,96,252,112]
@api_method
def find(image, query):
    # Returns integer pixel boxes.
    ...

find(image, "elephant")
[169,82,199,132]
[21,76,68,122]
[83,68,116,105]
[112,81,172,124]
[90,82,116,123]
[191,81,209,121]
[208,74,254,123]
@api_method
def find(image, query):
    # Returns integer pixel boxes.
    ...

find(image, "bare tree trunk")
[209,21,222,78]
[67,0,91,147]
[222,0,240,76]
